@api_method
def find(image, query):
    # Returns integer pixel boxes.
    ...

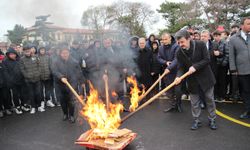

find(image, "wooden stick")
[121,72,191,123]
[159,74,162,91]
[103,70,110,111]
[123,78,127,96]
[82,84,87,100]
[64,79,85,106]
[138,71,168,102]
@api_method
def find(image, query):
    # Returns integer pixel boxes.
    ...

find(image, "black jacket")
[3,57,24,86]
[151,49,162,74]
[214,40,229,66]
[19,55,41,83]
[70,47,83,64]
[38,54,51,81]
[207,40,219,72]
[176,40,216,94]
[51,57,85,89]
[157,42,179,72]
[135,47,153,88]
[0,63,7,88]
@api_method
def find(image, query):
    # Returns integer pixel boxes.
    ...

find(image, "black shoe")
[69,116,75,123]
[191,121,202,130]
[63,115,68,121]
[176,104,183,113]
[209,120,217,130]
[239,111,250,119]
[163,107,175,113]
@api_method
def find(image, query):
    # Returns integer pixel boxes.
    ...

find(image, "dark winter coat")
[0,63,7,88]
[19,55,41,83]
[84,46,101,73]
[51,57,85,89]
[151,49,162,75]
[3,49,24,86]
[157,43,179,72]
[214,40,228,67]
[39,54,51,81]
[101,47,125,74]
[207,40,219,73]
[176,40,216,94]
[135,47,153,88]
[70,47,83,63]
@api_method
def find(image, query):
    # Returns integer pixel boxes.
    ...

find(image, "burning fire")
[80,82,123,138]
[127,76,145,112]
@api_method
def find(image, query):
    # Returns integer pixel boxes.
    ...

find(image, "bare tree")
[192,0,250,29]
[81,1,156,37]
[81,5,115,31]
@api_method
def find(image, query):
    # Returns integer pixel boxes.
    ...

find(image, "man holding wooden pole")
[174,30,217,130]
[157,33,182,113]
[51,46,85,123]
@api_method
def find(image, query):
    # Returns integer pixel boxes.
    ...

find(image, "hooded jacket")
[19,54,41,83]
[0,63,7,88]
[3,48,24,86]
[38,47,51,81]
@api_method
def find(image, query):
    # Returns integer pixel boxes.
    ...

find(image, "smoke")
[83,38,139,100]
[1,0,144,102]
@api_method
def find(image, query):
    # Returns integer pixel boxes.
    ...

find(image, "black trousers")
[10,84,28,107]
[152,74,160,94]
[238,75,250,111]
[0,87,11,111]
[214,65,228,99]
[229,74,240,99]
[55,83,75,117]
[163,74,182,108]
[26,81,42,108]
[41,79,53,102]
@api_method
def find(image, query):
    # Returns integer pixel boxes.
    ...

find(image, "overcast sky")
[0,0,180,41]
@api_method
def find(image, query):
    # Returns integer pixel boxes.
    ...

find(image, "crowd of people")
[0,17,249,130]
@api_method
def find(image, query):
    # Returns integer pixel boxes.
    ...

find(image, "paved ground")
[0,98,250,150]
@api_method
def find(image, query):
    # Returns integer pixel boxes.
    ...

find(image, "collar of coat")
[235,30,250,45]
[139,47,148,52]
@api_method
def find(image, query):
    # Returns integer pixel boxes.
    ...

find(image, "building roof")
[26,24,119,34]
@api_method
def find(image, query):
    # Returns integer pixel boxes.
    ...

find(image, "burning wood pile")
[72,74,143,149]
[62,70,190,149]
[75,128,137,149]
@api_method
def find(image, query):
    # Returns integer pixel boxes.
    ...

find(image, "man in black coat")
[136,38,153,91]
[4,48,30,114]
[157,33,182,112]
[212,31,229,101]
[175,30,217,130]
[0,51,12,117]
[51,46,85,123]
[200,30,219,109]
[70,40,82,63]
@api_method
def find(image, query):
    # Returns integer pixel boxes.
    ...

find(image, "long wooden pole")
[82,84,87,100]
[64,79,85,106]
[103,70,110,111]
[121,72,191,123]
[138,71,168,102]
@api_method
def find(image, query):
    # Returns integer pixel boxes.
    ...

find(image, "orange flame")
[80,82,123,137]
[127,76,145,112]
